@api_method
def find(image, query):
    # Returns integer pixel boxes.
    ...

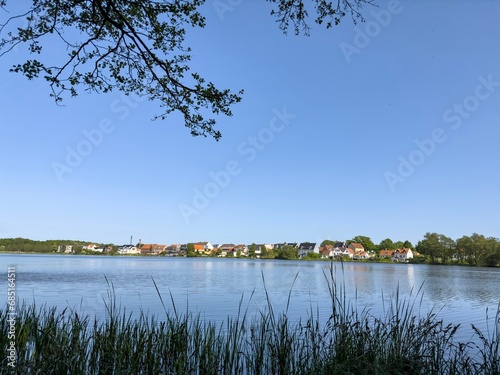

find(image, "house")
[379,249,394,258]
[348,243,365,253]
[153,244,167,255]
[254,246,262,258]
[196,242,214,251]
[274,242,298,250]
[82,244,104,252]
[219,244,236,252]
[140,244,156,255]
[234,244,248,256]
[218,244,236,257]
[165,244,181,256]
[138,244,166,255]
[353,251,370,260]
[334,242,347,250]
[117,245,140,255]
[298,242,318,258]
[192,244,208,255]
[57,245,73,254]
[392,248,413,262]
[320,244,334,258]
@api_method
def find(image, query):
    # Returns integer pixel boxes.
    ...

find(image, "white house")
[391,248,413,262]
[353,251,370,260]
[118,245,140,255]
[197,242,214,251]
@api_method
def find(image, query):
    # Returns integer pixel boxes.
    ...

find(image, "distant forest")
[0,238,112,254]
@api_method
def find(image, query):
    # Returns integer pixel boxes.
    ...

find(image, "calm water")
[1,254,499,342]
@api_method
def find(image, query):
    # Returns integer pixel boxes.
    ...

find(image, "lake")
[1,254,499,343]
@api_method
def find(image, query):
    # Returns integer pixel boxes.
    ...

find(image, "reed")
[1,266,499,374]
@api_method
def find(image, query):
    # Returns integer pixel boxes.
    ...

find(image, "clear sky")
[1,0,499,247]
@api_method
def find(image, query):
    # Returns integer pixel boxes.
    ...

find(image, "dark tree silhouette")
[0,0,374,139]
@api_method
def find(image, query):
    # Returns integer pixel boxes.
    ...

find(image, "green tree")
[351,236,375,251]
[186,243,196,257]
[416,232,453,264]
[304,251,321,260]
[402,240,414,249]
[0,0,373,140]
[483,237,500,267]
[321,240,341,247]
[378,238,395,251]
[438,234,455,264]
[394,241,404,249]
[260,246,267,258]
[276,245,298,260]
[248,243,257,258]
[456,235,474,265]
[454,233,492,266]
[467,233,490,266]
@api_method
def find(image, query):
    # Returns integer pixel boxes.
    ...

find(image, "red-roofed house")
[140,244,156,255]
[379,249,394,258]
[320,245,334,259]
[348,243,365,253]
[392,248,414,262]
[353,251,370,260]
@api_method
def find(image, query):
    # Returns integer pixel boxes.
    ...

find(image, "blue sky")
[1,0,499,247]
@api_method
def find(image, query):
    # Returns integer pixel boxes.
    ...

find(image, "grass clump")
[1,268,499,374]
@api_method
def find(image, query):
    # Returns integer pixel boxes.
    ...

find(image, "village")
[57,241,417,262]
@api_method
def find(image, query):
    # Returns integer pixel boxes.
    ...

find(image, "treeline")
[416,232,500,267]
[0,238,99,254]
[320,233,500,267]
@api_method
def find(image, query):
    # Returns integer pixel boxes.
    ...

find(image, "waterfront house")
[298,242,318,258]
[140,244,156,255]
[82,244,104,252]
[353,251,370,260]
[153,244,167,255]
[193,244,207,255]
[219,244,236,257]
[320,245,334,258]
[219,244,236,252]
[334,242,347,250]
[138,244,166,255]
[117,245,140,255]
[196,242,214,252]
[165,244,181,256]
[348,243,365,253]
[234,244,248,256]
[331,243,350,258]
[392,248,414,262]
[56,245,74,253]
[379,249,394,258]
[274,242,298,250]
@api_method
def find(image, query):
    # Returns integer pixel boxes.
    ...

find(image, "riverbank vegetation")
[1,272,499,374]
